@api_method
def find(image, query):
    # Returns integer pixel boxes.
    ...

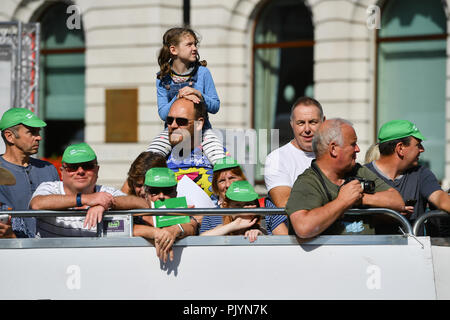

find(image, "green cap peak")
[145,167,177,187]
[213,156,240,172]
[225,180,258,202]
[0,108,46,130]
[62,143,97,164]
[378,120,426,144]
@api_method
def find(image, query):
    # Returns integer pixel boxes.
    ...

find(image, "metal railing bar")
[3,207,412,234]
[412,210,450,236]
[346,208,413,234]
[2,208,286,217]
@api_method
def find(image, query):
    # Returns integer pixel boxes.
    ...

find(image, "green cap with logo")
[0,108,46,130]
[213,156,240,172]
[225,180,259,202]
[145,167,177,187]
[62,143,97,164]
[378,120,426,144]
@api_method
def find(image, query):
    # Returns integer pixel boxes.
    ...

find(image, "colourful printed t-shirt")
[167,146,220,200]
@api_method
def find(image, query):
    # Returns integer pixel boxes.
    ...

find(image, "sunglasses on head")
[146,186,177,197]
[166,116,193,126]
[63,162,97,172]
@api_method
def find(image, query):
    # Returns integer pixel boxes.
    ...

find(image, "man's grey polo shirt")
[0,156,60,237]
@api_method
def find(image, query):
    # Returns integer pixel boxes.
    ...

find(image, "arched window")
[253,0,314,180]
[376,0,447,179]
[38,2,85,157]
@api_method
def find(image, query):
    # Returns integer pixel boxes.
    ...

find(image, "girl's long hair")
[157,27,207,79]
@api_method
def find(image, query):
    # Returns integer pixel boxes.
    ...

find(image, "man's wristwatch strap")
[76,193,82,207]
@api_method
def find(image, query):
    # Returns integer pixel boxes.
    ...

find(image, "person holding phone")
[365,120,450,229]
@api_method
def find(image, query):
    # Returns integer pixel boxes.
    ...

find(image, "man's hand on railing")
[81,192,114,211]
[83,205,105,230]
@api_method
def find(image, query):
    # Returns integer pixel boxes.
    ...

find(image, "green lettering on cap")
[62,143,97,164]
[378,119,426,144]
[144,167,177,187]
[0,108,46,130]
[225,180,259,202]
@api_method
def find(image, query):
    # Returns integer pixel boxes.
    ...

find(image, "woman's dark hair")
[157,27,207,79]
[126,152,167,196]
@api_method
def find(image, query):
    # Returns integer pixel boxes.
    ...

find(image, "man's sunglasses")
[146,186,177,197]
[166,116,194,126]
[63,162,97,172]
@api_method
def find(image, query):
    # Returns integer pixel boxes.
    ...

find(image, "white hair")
[312,118,353,158]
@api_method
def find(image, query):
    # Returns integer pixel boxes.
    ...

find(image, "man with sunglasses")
[165,97,222,202]
[29,143,127,237]
[0,108,60,238]
[123,167,199,263]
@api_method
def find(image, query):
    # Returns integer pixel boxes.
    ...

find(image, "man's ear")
[330,142,338,157]
[3,130,15,145]
[195,117,205,131]
[396,142,405,157]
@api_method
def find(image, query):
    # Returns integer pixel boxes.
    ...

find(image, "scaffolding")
[0,21,40,114]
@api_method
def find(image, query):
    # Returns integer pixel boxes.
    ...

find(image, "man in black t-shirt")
[365,120,450,226]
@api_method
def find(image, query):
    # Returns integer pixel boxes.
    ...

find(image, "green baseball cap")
[225,180,259,202]
[0,108,46,130]
[378,120,426,144]
[144,167,177,187]
[62,143,97,164]
[213,156,240,172]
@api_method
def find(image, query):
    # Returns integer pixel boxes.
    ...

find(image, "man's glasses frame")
[62,161,98,173]
[166,116,195,126]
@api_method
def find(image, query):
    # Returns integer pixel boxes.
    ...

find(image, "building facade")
[1,0,449,190]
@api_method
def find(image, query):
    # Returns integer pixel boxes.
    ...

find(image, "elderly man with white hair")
[285,118,405,238]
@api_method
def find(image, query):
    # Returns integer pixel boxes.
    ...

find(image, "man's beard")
[169,128,192,146]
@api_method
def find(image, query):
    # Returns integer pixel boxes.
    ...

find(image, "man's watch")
[76,193,82,207]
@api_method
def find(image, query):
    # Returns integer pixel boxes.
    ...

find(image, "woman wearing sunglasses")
[133,167,199,263]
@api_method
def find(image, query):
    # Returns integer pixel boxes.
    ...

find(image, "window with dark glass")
[38,2,85,158]
[253,0,314,180]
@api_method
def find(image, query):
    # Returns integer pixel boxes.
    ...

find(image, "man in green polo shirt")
[285,118,405,238]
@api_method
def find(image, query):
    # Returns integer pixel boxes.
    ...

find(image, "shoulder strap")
[310,161,333,203]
